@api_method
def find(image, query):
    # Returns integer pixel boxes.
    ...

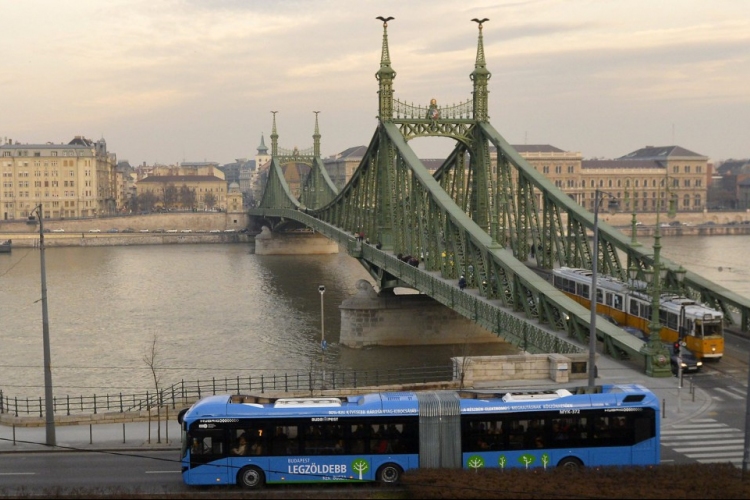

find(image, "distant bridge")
[248,19,750,375]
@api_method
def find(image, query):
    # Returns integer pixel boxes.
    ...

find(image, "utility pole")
[34,204,56,446]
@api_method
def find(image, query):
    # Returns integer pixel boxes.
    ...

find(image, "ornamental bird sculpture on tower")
[376,16,394,26]
[471,17,489,29]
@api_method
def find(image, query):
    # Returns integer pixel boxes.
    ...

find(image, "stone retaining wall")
[452,353,593,386]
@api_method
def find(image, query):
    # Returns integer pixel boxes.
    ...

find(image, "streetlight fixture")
[588,189,619,388]
[32,204,56,446]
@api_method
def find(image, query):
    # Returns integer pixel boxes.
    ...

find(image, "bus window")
[189,429,225,465]
[303,423,343,455]
[230,426,264,456]
[526,419,545,448]
[271,425,299,456]
[464,419,503,452]
[350,423,369,453]
[592,416,613,442]
[507,420,526,450]
[633,413,656,444]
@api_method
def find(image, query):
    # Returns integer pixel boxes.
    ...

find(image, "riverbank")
[1,232,253,247]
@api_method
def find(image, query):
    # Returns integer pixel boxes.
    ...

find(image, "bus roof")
[181,384,658,423]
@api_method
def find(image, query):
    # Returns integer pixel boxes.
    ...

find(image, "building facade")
[495,144,709,213]
[323,146,367,190]
[1,136,116,220]
[135,164,227,211]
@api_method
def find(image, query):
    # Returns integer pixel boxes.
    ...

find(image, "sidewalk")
[0,419,180,453]
[0,354,710,454]
[471,351,712,427]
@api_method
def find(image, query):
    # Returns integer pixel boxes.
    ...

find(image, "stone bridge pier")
[254,226,339,255]
[339,280,502,348]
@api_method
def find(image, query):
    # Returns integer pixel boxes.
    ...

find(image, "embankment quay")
[2,231,252,247]
[0,211,254,246]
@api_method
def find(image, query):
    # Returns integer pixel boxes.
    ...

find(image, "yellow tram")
[552,267,723,360]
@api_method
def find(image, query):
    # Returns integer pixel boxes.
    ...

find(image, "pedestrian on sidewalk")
[458,275,467,290]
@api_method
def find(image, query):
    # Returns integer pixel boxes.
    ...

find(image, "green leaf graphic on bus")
[498,455,507,469]
[467,455,485,470]
[518,453,536,469]
[351,458,369,480]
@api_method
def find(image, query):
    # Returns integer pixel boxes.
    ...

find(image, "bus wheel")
[557,457,583,471]
[238,466,265,489]
[376,463,402,484]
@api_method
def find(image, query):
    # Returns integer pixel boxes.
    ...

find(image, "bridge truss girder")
[250,113,750,364]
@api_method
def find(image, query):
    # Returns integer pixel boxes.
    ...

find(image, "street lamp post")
[588,190,618,388]
[33,204,56,446]
[318,285,327,388]
[636,189,673,378]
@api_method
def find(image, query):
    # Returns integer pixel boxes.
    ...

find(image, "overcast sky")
[2,0,748,166]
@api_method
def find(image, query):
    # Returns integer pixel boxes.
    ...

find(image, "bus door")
[187,428,230,484]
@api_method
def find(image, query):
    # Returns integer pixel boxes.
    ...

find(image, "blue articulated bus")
[178,383,660,488]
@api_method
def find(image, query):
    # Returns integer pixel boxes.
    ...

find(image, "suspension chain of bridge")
[247,18,750,377]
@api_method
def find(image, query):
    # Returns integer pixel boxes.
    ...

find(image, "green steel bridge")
[248,19,750,375]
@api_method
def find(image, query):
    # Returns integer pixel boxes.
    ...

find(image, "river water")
[1,235,747,399]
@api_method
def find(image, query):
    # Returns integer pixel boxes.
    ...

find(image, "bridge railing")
[0,365,453,417]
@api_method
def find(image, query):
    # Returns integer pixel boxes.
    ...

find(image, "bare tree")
[453,331,474,390]
[179,185,197,210]
[143,334,163,443]
[163,184,179,209]
[204,192,217,210]
[137,191,157,212]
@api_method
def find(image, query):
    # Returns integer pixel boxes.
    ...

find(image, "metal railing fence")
[1,365,453,417]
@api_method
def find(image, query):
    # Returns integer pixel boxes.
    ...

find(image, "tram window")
[577,283,589,299]
[563,278,576,294]
[665,312,678,330]
[596,289,604,304]
[659,309,668,326]
[703,322,721,337]
[613,294,623,311]
[629,300,639,315]
[641,304,651,320]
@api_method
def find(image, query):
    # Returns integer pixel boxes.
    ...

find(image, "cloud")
[2,0,748,163]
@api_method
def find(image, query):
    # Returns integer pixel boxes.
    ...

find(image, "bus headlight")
[697,361,703,367]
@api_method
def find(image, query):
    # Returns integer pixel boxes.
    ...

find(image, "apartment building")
[497,144,708,213]
[1,136,116,220]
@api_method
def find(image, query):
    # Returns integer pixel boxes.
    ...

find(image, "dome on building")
[229,181,240,193]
